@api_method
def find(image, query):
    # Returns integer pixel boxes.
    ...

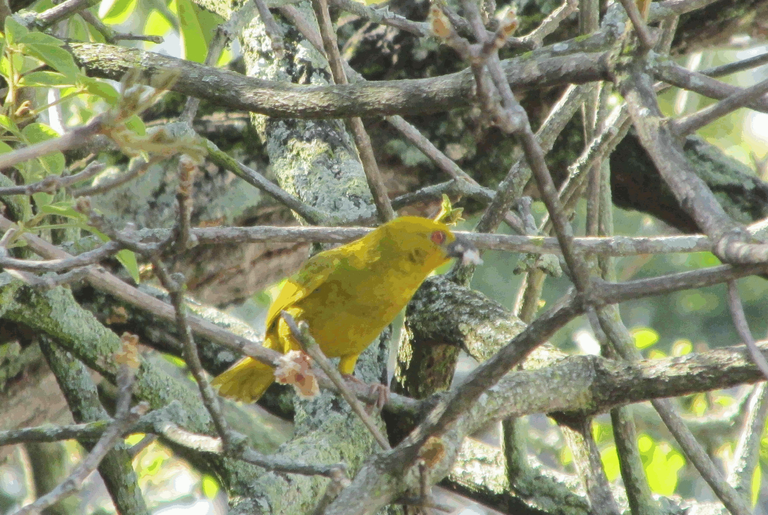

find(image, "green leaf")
[38,202,87,221]
[600,445,620,482]
[752,465,761,506]
[0,56,9,78]
[32,191,53,207]
[5,16,29,46]
[19,71,73,87]
[631,327,658,349]
[0,141,13,154]
[100,0,138,25]
[646,444,684,495]
[68,14,90,42]
[21,123,65,176]
[125,433,145,445]
[21,122,59,144]
[144,9,173,40]
[84,19,107,43]
[176,0,206,63]
[18,31,64,46]
[201,475,219,499]
[116,249,140,284]
[82,77,119,104]
[124,114,145,136]
[24,43,79,79]
[0,115,21,136]
[672,339,692,356]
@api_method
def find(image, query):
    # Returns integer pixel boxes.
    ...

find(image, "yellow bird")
[212,216,481,403]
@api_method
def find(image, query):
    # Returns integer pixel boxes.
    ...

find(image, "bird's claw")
[342,374,390,413]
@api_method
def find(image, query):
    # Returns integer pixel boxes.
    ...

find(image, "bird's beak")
[446,236,483,266]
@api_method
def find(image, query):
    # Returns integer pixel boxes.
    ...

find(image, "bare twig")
[475,84,589,234]
[173,156,196,253]
[157,421,348,478]
[621,60,768,266]
[0,116,104,172]
[78,10,163,44]
[0,241,122,273]
[35,0,99,28]
[180,5,253,122]
[13,367,148,515]
[311,0,395,222]
[126,434,156,458]
[278,4,521,232]
[5,266,94,289]
[153,259,234,448]
[252,0,285,57]
[203,138,327,224]
[311,466,352,515]
[616,0,655,50]
[563,419,621,515]
[282,312,391,450]
[330,0,426,36]
[520,0,578,48]
[727,383,768,497]
[655,62,768,114]
[652,398,753,515]
[701,51,768,78]
[73,158,155,197]
[673,76,768,135]
[0,161,105,196]
[129,224,715,256]
[727,281,768,380]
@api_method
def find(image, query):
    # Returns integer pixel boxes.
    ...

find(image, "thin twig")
[311,0,395,222]
[282,312,392,450]
[673,76,768,135]
[330,0,426,36]
[0,116,104,171]
[5,266,94,289]
[0,161,105,196]
[475,84,589,234]
[252,0,285,57]
[519,0,578,48]
[727,281,768,380]
[126,434,156,458]
[279,5,520,231]
[701,51,768,78]
[655,62,768,114]
[173,156,196,253]
[78,10,163,44]
[86,198,231,449]
[652,398,753,515]
[727,383,768,497]
[180,5,253,122]
[0,241,122,273]
[204,138,327,224]
[76,224,717,256]
[35,0,98,28]
[72,158,155,197]
[157,421,349,477]
[562,419,621,515]
[153,258,234,448]
[13,369,147,515]
[616,0,655,50]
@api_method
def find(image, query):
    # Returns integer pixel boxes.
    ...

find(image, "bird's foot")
[342,374,390,413]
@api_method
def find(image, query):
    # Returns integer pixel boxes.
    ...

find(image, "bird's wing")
[264,251,339,331]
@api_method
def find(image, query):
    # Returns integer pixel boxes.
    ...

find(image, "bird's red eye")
[431,231,446,244]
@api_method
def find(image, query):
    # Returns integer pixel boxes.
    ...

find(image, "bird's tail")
[211,357,274,403]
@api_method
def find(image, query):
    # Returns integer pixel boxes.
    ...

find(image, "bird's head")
[378,217,482,273]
